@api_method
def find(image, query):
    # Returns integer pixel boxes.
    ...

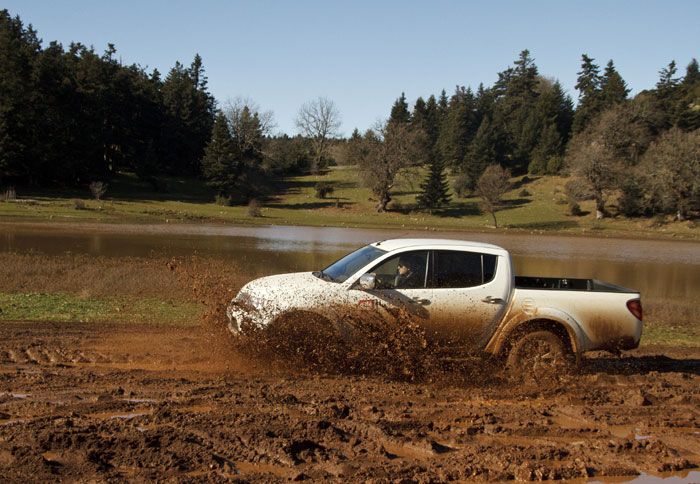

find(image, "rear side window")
[430,250,498,288]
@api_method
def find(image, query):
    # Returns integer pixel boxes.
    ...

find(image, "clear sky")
[4,1,699,135]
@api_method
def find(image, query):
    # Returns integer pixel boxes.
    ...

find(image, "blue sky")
[4,1,699,135]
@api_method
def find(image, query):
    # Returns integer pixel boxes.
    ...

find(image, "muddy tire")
[506,330,573,380]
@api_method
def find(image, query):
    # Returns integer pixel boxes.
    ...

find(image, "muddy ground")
[0,320,698,482]
[0,252,698,481]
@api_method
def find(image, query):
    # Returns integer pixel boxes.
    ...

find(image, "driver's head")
[397,256,414,274]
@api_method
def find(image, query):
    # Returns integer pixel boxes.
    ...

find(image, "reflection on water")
[1,222,698,302]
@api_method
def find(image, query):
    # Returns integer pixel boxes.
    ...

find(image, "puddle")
[87,411,151,420]
[590,470,700,483]
[1,392,31,399]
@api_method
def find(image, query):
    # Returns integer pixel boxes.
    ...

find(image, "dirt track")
[0,321,698,482]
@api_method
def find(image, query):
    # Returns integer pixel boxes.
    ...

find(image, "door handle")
[411,297,431,305]
[481,296,504,304]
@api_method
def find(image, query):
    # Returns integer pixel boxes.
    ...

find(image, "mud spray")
[168,256,508,386]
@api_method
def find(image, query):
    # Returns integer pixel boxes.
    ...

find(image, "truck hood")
[235,272,337,311]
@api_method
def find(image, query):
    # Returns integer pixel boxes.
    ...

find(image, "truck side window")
[369,251,428,289]
[430,251,498,288]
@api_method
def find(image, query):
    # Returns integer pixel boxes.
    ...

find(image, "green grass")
[0,292,202,325]
[1,168,698,240]
[641,323,700,347]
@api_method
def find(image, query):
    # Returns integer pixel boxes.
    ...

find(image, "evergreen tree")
[0,10,40,183]
[161,55,215,176]
[684,58,700,85]
[416,158,451,210]
[529,122,563,174]
[437,86,477,170]
[389,92,411,125]
[656,60,680,91]
[411,97,428,131]
[201,112,236,196]
[491,50,541,171]
[463,117,499,190]
[423,95,440,156]
[677,59,700,130]
[437,89,449,120]
[600,60,629,107]
[230,106,266,200]
[573,54,602,133]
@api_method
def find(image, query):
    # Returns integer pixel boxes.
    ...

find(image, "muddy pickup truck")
[227,239,643,369]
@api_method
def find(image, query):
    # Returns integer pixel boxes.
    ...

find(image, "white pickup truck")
[227,239,643,369]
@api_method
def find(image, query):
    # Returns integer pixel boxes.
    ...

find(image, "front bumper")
[226,302,270,334]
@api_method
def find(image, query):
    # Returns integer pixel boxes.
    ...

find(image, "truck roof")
[370,238,506,253]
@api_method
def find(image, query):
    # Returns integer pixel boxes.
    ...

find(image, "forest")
[1,9,698,221]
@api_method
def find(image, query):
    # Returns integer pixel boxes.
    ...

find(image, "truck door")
[356,250,433,324]
[423,250,509,350]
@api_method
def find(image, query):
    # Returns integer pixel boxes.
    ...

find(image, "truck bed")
[514,276,636,293]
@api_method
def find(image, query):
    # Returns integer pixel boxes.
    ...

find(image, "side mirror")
[359,273,376,290]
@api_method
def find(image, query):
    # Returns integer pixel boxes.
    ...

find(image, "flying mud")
[0,255,698,481]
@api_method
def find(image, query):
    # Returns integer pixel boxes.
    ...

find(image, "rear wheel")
[506,330,573,380]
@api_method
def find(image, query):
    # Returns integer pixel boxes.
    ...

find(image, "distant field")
[1,167,698,239]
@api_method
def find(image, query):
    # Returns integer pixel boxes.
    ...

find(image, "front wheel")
[506,330,574,380]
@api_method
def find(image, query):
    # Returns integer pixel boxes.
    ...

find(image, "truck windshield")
[316,245,387,283]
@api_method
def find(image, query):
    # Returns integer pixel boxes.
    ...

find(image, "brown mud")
[1,254,699,481]
[0,320,698,482]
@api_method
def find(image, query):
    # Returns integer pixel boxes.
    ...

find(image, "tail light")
[627,299,643,321]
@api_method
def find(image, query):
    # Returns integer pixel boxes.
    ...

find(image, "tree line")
[348,50,699,219]
[2,9,698,222]
[0,10,219,188]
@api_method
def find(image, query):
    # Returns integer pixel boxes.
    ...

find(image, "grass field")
[1,167,698,239]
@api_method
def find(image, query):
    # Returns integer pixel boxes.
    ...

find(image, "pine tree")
[424,95,440,156]
[529,122,563,174]
[573,54,603,133]
[416,157,451,210]
[437,86,477,170]
[230,106,266,200]
[464,117,498,190]
[600,60,629,107]
[656,60,679,91]
[389,92,411,125]
[676,59,700,131]
[201,111,236,196]
[684,58,700,85]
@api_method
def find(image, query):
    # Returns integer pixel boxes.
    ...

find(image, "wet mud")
[0,321,698,482]
[0,254,698,481]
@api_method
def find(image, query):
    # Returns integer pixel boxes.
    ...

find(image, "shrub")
[73,199,86,210]
[247,199,262,217]
[89,181,107,201]
[215,194,232,206]
[452,172,471,198]
[545,155,564,174]
[314,181,335,199]
[518,189,531,197]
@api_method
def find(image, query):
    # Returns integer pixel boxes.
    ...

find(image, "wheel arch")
[487,311,583,363]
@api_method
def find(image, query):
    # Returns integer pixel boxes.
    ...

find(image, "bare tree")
[295,97,341,173]
[640,127,700,221]
[475,165,511,228]
[357,121,425,212]
[224,97,276,136]
[89,181,107,201]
